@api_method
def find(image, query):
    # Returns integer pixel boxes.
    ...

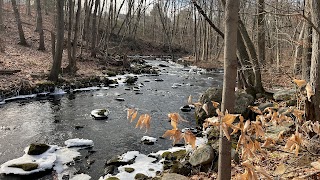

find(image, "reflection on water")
[0,60,223,179]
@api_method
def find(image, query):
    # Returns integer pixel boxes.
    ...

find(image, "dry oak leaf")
[284,132,303,156]
[202,103,209,115]
[163,129,183,145]
[183,130,196,148]
[293,79,307,88]
[255,166,273,180]
[274,163,287,175]
[188,95,192,104]
[135,114,151,132]
[306,83,314,102]
[211,101,220,108]
[168,113,188,129]
[249,106,263,115]
[311,160,320,170]
[312,121,320,134]
[237,160,258,180]
[261,137,276,148]
[127,108,134,119]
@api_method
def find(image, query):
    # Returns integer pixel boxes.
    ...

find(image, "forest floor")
[0,4,295,99]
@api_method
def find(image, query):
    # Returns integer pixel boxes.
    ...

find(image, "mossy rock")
[97,109,107,116]
[134,173,149,179]
[27,144,50,155]
[161,150,186,161]
[9,163,38,171]
[106,177,120,180]
[125,76,138,85]
[106,71,117,77]
[124,167,135,173]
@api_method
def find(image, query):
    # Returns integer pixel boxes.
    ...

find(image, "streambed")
[0,60,223,179]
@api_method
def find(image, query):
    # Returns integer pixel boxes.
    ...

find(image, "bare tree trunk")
[239,20,264,93]
[67,0,74,67]
[257,0,266,66]
[11,0,28,46]
[49,0,64,82]
[293,23,305,75]
[0,0,3,30]
[309,0,320,120]
[90,0,99,57]
[302,0,312,81]
[36,0,45,50]
[218,1,239,180]
[26,0,31,16]
[68,0,81,74]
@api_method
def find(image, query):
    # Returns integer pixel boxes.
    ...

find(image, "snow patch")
[70,173,91,180]
[64,138,94,147]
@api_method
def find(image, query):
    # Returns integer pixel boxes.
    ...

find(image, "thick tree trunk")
[218,1,239,180]
[90,0,99,57]
[48,0,64,82]
[36,0,45,51]
[309,0,320,120]
[11,0,28,46]
[302,0,312,81]
[257,0,266,66]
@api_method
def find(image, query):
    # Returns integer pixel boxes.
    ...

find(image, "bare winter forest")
[1,0,320,180]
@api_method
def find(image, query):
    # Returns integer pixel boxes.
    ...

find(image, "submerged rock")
[27,144,50,155]
[91,109,110,120]
[180,105,192,112]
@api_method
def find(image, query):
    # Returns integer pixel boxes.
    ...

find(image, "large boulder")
[161,173,188,180]
[273,89,296,101]
[189,145,215,166]
[195,88,254,125]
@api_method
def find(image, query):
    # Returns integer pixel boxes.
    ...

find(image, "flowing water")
[0,60,223,180]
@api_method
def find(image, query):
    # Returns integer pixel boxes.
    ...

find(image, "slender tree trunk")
[239,20,264,93]
[67,0,74,67]
[218,1,239,180]
[257,0,266,66]
[49,0,64,82]
[36,0,45,50]
[69,0,81,74]
[90,0,99,57]
[11,0,28,46]
[293,23,305,75]
[26,0,31,16]
[0,0,3,30]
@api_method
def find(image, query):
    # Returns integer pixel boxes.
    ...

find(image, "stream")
[0,60,223,180]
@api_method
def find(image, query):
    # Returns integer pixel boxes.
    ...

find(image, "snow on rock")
[141,136,157,143]
[64,138,94,148]
[69,173,91,180]
[0,138,94,180]
[120,151,140,162]
[100,151,163,180]
[0,145,58,175]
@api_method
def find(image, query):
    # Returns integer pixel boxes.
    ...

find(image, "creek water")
[0,60,223,180]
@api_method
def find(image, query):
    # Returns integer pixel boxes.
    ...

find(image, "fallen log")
[0,69,21,75]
